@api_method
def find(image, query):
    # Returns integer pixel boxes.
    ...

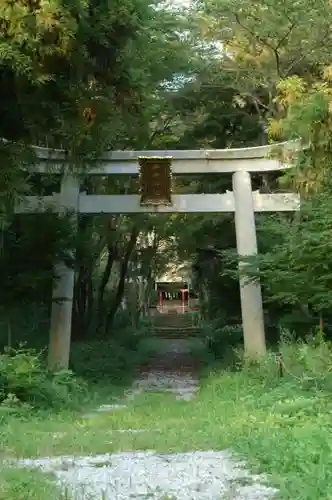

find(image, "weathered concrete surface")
[233,170,266,357]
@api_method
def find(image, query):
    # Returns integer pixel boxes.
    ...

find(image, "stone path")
[19,451,278,499]
[126,369,199,401]
[16,338,278,499]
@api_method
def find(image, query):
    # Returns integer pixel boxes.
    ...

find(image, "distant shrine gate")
[15,142,300,370]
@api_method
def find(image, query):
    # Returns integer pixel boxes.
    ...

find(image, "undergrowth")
[0,346,88,413]
[0,306,155,413]
[69,330,156,384]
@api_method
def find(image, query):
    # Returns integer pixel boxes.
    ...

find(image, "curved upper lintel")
[3,138,301,173]
[31,139,300,159]
[98,140,301,161]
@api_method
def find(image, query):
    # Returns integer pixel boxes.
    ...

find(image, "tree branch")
[275,21,297,50]
[234,13,282,76]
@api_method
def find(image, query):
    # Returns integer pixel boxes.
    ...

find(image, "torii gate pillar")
[48,172,79,371]
[233,170,266,357]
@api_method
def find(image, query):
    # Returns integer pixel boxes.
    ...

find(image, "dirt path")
[139,337,203,372]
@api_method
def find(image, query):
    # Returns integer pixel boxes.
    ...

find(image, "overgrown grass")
[0,467,64,500]
[2,334,332,498]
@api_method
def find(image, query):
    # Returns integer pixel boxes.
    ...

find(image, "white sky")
[159,0,192,9]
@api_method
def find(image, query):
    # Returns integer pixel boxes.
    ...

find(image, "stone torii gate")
[15,141,300,370]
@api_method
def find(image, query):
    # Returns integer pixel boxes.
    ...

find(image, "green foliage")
[0,0,199,221]
[0,142,37,216]
[198,0,332,117]
[70,332,153,383]
[0,346,87,412]
[0,305,49,352]
[227,194,332,316]
[0,305,154,392]
[202,319,243,361]
[0,213,77,305]
[160,74,264,149]
[0,467,64,500]
[239,331,332,391]
[270,75,332,193]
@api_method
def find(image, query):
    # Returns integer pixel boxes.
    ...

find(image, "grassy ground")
[2,338,332,499]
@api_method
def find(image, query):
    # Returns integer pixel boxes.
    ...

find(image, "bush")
[0,346,87,411]
[201,319,243,363]
[238,331,332,391]
[70,329,154,383]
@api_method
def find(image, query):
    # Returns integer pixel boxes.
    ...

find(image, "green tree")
[195,0,332,137]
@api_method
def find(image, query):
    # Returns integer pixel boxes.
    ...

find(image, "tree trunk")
[140,231,159,316]
[95,215,120,332]
[96,243,117,332]
[106,225,139,330]
[72,263,94,340]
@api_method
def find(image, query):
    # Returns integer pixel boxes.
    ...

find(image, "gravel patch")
[18,450,278,499]
[96,404,128,412]
[85,369,199,418]
[107,428,161,434]
[83,369,198,419]
[125,370,199,402]
[82,404,128,419]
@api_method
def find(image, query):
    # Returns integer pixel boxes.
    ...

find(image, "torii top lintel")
[26,140,300,175]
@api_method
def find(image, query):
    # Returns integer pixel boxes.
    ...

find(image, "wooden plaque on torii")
[138,156,173,206]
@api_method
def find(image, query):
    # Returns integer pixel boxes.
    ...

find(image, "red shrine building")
[154,264,197,312]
